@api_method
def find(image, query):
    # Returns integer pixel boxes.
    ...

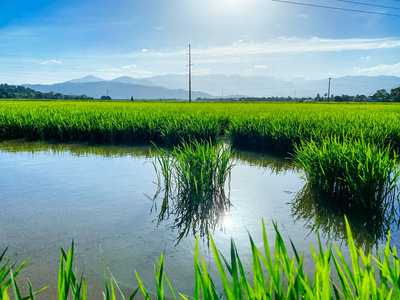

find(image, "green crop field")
[1,100,400,205]
[1,101,400,151]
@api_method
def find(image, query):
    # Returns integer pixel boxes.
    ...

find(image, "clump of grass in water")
[150,140,235,243]
[294,136,400,210]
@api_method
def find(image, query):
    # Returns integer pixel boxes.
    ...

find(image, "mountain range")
[22,74,400,100]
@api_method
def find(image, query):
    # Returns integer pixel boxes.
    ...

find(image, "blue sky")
[1,0,400,84]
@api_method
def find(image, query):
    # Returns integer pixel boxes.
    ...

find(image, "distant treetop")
[0,84,93,100]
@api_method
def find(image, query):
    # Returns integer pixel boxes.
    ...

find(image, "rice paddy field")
[2,100,400,298]
[0,101,400,151]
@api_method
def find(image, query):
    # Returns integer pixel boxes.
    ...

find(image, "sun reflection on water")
[222,212,234,229]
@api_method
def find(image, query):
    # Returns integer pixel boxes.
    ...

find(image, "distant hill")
[23,79,212,100]
[68,75,104,83]
[111,76,157,87]
[143,74,400,98]
[21,74,400,99]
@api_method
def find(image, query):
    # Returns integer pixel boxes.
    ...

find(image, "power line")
[271,0,400,17]
[335,0,400,11]
[0,33,183,48]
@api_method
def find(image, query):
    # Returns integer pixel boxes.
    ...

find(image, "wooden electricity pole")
[328,78,331,103]
[187,44,193,102]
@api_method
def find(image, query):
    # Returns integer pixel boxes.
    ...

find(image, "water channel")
[0,140,399,298]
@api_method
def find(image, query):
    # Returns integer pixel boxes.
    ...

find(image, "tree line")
[316,87,400,102]
[1,83,400,102]
[0,84,93,100]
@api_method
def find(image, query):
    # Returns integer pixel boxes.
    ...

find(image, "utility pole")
[327,78,331,103]
[187,44,194,102]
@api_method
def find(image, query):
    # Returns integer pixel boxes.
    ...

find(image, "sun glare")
[212,0,252,14]
[222,212,234,229]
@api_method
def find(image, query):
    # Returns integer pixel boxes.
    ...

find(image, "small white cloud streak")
[192,68,211,75]
[153,26,163,30]
[119,37,400,64]
[141,48,148,52]
[121,64,137,69]
[91,36,400,79]
[97,66,152,77]
[355,62,400,76]
[192,37,400,58]
[39,60,62,65]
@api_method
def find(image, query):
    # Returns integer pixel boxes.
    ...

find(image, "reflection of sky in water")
[0,140,397,298]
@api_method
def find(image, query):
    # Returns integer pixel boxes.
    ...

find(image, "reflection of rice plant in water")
[294,137,400,210]
[290,183,400,252]
[150,140,235,243]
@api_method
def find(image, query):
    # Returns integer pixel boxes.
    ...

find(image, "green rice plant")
[5,217,400,299]
[58,241,87,300]
[10,272,35,300]
[0,247,27,300]
[9,273,47,300]
[172,140,234,199]
[331,216,400,299]
[102,253,139,300]
[294,136,400,210]
[151,140,235,243]
[59,240,139,300]
[135,253,177,300]
[199,217,400,299]
[0,247,47,300]
[3,101,400,153]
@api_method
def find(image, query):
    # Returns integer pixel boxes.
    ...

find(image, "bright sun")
[212,0,251,14]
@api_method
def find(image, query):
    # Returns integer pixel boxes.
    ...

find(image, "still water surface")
[0,140,399,298]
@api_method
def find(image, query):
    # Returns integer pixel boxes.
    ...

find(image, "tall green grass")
[0,102,226,146]
[151,140,235,243]
[0,247,27,299]
[294,137,400,210]
[2,101,400,153]
[4,218,400,299]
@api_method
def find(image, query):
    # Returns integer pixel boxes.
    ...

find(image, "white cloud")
[121,64,137,69]
[90,36,400,81]
[97,67,121,72]
[97,65,152,77]
[153,26,163,30]
[378,42,400,49]
[355,62,400,76]
[192,68,211,75]
[39,60,62,65]
[141,48,148,53]
[192,37,400,58]
[121,36,395,62]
